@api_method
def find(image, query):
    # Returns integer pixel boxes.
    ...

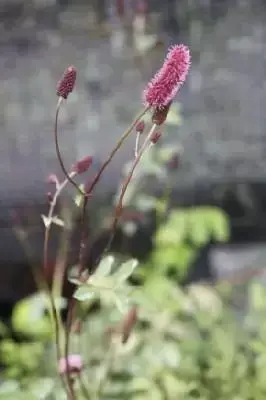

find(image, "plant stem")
[135,131,141,158]
[64,107,149,399]
[103,123,157,256]
[43,171,76,399]
[93,342,115,400]
[55,97,84,195]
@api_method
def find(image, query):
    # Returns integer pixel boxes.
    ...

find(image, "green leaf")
[41,215,64,228]
[11,293,64,339]
[95,255,115,278]
[0,321,9,337]
[28,378,54,399]
[113,293,129,313]
[74,184,85,207]
[135,195,156,212]
[113,259,138,285]
[0,380,19,394]
[208,207,230,242]
[187,209,209,246]
[74,286,96,302]
[155,210,187,246]
[249,283,266,312]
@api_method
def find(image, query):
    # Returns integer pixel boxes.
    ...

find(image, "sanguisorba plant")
[42,44,191,399]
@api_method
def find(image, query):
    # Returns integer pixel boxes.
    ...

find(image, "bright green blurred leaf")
[95,255,115,278]
[11,293,65,339]
[113,259,139,285]
[74,286,96,302]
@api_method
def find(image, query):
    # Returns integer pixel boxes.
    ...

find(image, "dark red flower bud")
[150,131,162,144]
[121,306,138,344]
[56,65,77,100]
[135,120,145,134]
[72,156,93,174]
[152,102,172,126]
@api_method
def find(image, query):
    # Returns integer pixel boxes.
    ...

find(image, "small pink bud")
[136,0,148,14]
[135,120,145,134]
[72,156,93,174]
[150,131,162,144]
[47,174,59,185]
[47,192,53,203]
[143,44,191,108]
[56,65,77,100]
[58,355,83,375]
[120,210,144,223]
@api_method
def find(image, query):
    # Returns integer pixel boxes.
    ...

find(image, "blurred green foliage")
[2,273,266,399]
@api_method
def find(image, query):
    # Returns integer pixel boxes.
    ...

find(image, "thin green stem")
[93,342,115,400]
[55,98,84,195]
[64,107,150,399]
[102,123,157,257]
[43,171,77,399]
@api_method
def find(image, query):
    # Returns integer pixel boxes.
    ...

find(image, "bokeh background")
[1,0,266,315]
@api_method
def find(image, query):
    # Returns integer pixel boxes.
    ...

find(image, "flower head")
[56,65,77,100]
[72,156,93,174]
[143,44,191,109]
[58,354,83,375]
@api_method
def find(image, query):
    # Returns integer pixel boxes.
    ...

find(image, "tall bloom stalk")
[48,42,191,400]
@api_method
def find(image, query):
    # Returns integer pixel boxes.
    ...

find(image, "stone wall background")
[1,0,266,203]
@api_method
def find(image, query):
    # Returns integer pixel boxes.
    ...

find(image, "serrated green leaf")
[113,293,129,313]
[114,259,138,285]
[95,255,115,278]
[74,286,96,302]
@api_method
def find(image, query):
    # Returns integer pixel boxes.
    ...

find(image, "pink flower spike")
[143,44,191,109]
[72,156,93,174]
[56,65,77,100]
[58,354,83,375]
